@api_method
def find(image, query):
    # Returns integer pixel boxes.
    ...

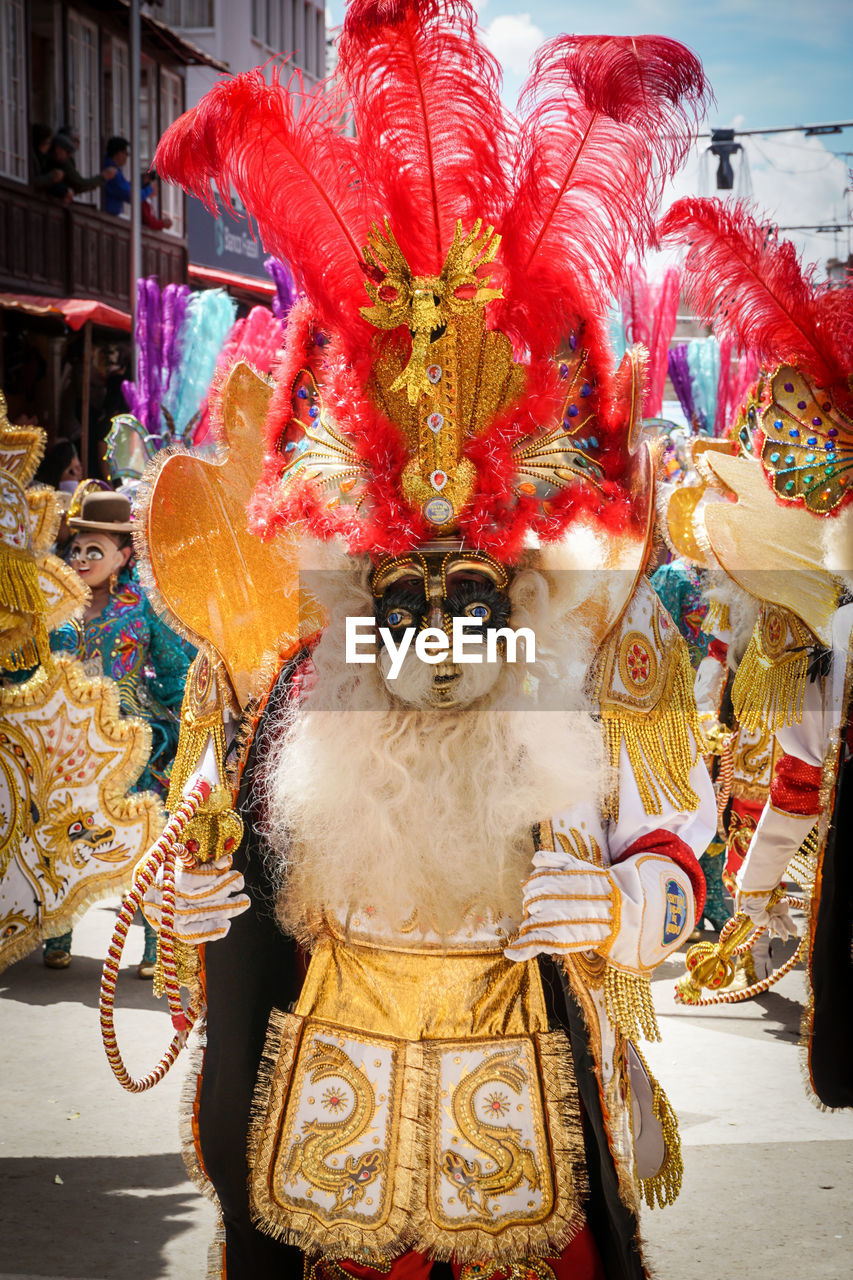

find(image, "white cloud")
[481,13,544,78]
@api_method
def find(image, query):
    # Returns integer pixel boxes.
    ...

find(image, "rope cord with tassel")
[99,780,210,1093]
[675,894,807,1007]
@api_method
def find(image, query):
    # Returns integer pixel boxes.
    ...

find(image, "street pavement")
[2,903,853,1279]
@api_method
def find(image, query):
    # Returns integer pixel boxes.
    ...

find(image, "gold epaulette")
[588,577,705,820]
[700,596,730,637]
[731,605,817,734]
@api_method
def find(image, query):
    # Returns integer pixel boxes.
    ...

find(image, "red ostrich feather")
[494,34,708,380]
[659,197,853,401]
[337,0,513,276]
[154,67,370,341]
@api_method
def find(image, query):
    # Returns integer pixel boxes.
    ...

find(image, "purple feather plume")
[667,343,696,428]
[264,256,298,324]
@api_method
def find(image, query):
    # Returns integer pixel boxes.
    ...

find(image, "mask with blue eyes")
[370,548,513,709]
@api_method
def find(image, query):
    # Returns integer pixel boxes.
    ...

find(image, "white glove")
[504,848,616,961]
[735,888,798,941]
[141,852,250,944]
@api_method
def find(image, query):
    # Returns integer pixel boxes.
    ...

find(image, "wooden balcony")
[0,177,187,312]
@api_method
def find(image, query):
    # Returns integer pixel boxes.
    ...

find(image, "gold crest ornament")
[0,655,162,970]
[363,219,525,534]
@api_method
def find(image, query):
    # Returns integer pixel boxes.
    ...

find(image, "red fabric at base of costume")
[611,828,706,924]
[707,638,728,664]
[770,753,823,816]
[323,1223,605,1280]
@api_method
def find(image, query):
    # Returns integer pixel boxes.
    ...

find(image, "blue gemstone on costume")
[805,453,815,464]
[789,428,799,438]
[785,454,795,464]
[826,466,836,477]
[807,437,817,446]
[297,387,308,399]
[567,404,579,417]
[785,480,795,491]
[580,382,592,397]
[589,435,599,448]
[826,441,836,452]
[309,405,320,418]
[774,419,784,429]
[770,452,780,463]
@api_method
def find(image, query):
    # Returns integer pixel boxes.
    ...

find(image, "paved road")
[2,903,852,1279]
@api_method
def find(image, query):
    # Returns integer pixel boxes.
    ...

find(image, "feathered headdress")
[660,197,853,515]
[156,0,709,559]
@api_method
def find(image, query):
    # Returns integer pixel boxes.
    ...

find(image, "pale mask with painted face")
[68,532,129,592]
[371,549,512,709]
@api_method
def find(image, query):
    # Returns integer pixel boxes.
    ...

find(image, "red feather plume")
[494,33,706,374]
[544,36,711,175]
[659,197,852,397]
[154,67,370,341]
[337,0,513,275]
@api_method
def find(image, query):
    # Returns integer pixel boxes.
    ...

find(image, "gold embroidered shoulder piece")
[588,577,705,820]
[731,604,817,733]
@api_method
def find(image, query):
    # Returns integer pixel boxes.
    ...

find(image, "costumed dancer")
[116,4,719,1275]
[1,410,163,971]
[43,489,193,973]
[660,198,852,1089]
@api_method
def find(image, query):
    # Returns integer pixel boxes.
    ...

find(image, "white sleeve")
[607,733,717,861]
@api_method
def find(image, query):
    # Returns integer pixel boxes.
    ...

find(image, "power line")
[698,121,853,139]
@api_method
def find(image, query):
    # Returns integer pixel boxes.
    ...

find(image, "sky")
[326,0,853,272]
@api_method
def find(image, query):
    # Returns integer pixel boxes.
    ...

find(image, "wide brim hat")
[68,490,134,532]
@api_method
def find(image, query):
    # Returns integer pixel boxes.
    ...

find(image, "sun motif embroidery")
[321,1085,349,1114]
[483,1091,510,1118]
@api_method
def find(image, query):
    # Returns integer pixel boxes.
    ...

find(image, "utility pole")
[701,120,853,190]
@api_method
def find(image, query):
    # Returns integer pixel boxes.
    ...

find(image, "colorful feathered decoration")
[196,305,286,445]
[619,265,682,418]
[264,256,299,324]
[155,0,710,558]
[659,197,853,406]
[121,280,190,443]
[160,289,236,438]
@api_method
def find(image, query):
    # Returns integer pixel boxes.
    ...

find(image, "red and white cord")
[99,780,210,1093]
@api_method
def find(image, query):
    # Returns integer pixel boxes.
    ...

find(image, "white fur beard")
[258,550,604,940]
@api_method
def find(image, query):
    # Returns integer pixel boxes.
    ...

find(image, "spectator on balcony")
[32,123,71,202]
[140,169,173,231]
[103,136,149,216]
[50,128,117,198]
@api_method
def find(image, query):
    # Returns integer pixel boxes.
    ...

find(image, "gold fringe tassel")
[604,967,660,1043]
[701,598,730,637]
[0,545,46,615]
[601,641,705,819]
[731,633,808,733]
[166,709,228,809]
[631,1044,684,1209]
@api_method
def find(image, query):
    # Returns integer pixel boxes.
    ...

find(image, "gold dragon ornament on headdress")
[361,218,524,533]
